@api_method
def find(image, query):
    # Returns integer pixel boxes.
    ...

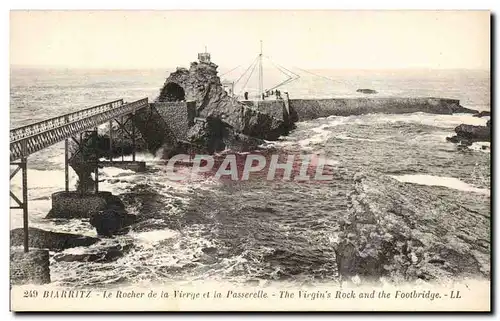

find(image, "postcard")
[9,10,491,312]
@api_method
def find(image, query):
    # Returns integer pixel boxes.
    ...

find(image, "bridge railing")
[10,98,149,161]
[10,99,124,142]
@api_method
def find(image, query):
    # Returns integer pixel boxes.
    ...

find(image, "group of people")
[243,89,288,101]
[264,89,282,99]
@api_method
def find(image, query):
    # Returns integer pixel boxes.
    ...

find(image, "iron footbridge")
[10,98,149,252]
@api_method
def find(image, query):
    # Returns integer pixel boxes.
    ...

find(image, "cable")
[233,55,259,86]
[268,77,296,92]
[264,55,339,85]
[262,56,301,91]
[269,63,294,82]
[220,64,242,77]
[238,59,258,97]
[264,56,300,79]
[292,66,339,83]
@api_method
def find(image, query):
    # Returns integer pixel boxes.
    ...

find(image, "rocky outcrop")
[335,172,490,283]
[473,111,491,118]
[90,208,137,238]
[10,248,51,285]
[186,117,264,153]
[446,121,491,146]
[156,60,292,153]
[356,89,378,94]
[158,63,247,130]
[46,191,136,237]
[10,227,100,251]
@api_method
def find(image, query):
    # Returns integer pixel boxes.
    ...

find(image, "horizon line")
[9,64,490,72]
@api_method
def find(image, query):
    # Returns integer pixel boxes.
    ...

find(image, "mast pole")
[259,40,263,100]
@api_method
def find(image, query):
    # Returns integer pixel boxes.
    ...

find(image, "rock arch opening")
[160,82,186,102]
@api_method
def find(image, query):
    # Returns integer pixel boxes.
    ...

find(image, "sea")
[9,67,490,288]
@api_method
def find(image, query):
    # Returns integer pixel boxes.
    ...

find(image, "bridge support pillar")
[68,130,100,194]
[132,114,136,162]
[64,139,69,192]
[108,120,113,161]
[104,113,142,165]
[10,154,29,253]
[93,127,99,194]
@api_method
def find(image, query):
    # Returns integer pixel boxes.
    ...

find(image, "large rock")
[186,118,264,153]
[156,60,292,143]
[90,209,137,237]
[10,227,100,251]
[158,63,244,130]
[10,248,51,285]
[356,89,378,94]
[446,123,490,146]
[186,117,228,153]
[473,111,491,118]
[335,173,490,283]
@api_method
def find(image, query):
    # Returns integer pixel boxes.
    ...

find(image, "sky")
[10,10,490,70]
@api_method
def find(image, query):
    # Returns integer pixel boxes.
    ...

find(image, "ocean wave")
[391,174,490,195]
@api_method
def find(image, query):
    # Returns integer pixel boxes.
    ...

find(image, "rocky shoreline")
[336,172,490,284]
[12,166,490,285]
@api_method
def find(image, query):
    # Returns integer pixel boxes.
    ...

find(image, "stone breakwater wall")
[240,100,287,122]
[152,101,196,142]
[290,97,477,121]
[130,104,178,154]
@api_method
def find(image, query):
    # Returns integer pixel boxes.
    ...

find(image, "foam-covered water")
[10,67,490,286]
[391,174,490,195]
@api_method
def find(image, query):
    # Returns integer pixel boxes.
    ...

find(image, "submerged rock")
[335,172,490,283]
[446,123,490,146]
[455,124,491,140]
[90,209,137,237]
[201,247,218,255]
[473,111,491,118]
[10,227,100,251]
[53,243,133,263]
[356,89,378,94]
